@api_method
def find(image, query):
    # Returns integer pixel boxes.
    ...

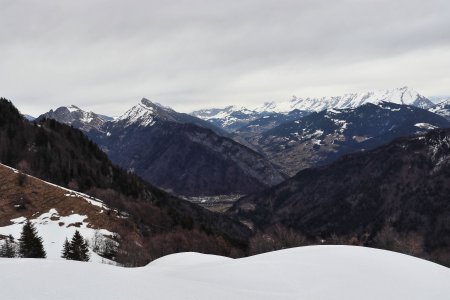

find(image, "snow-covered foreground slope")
[1,246,449,300]
[0,209,115,264]
[0,163,120,264]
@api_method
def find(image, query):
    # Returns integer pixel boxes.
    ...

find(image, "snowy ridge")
[38,104,111,132]
[115,98,180,127]
[191,87,434,131]
[0,246,449,299]
[193,105,257,121]
[429,99,450,121]
[191,105,263,131]
[255,86,433,113]
[116,99,157,127]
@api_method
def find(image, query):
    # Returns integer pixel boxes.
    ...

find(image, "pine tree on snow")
[18,220,46,258]
[0,238,16,258]
[61,238,71,259]
[66,230,90,262]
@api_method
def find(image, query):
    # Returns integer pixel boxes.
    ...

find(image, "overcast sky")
[1,0,450,116]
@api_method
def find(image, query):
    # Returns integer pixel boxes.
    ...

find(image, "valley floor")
[1,245,449,299]
[183,194,242,212]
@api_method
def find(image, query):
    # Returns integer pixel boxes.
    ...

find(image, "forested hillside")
[0,98,250,265]
[230,128,450,267]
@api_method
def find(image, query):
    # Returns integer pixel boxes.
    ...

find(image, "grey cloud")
[0,0,449,116]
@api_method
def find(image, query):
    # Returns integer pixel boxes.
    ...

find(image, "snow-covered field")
[1,246,449,299]
[0,209,115,264]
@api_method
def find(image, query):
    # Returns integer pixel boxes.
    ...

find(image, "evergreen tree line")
[0,221,89,262]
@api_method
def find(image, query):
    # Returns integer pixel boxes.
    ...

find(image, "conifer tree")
[18,220,46,258]
[67,230,90,261]
[0,239,16,258]
[61,238,71,259]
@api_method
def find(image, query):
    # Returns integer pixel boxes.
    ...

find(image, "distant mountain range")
[38,99,285,197]
[242,102,450,176]
[35,87,450,196]
[192,87,435,132]
[191,105,268,132]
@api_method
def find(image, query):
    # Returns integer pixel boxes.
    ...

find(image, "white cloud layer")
[1,0,449,116]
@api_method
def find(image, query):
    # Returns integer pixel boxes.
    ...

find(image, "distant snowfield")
[1,246,449,300]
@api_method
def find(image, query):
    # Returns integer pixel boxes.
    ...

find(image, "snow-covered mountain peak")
[37,105,111,132]
[117,99,158,127]
[116,98,187,127]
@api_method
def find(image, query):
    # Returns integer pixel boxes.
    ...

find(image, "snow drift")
[1,246,449,299]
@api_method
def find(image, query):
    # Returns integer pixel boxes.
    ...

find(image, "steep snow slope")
[0,246,449,299]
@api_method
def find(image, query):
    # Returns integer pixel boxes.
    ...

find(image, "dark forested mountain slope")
[0,98,251,264]
[91,100,286,196]
[252,102,450,176]
[229,128,450,266]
